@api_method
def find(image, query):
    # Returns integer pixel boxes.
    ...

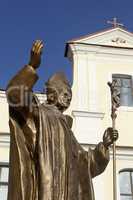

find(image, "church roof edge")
[64,26,133,57]
[67,26,132,43]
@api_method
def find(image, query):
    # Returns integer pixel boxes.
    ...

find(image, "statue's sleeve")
[89,142,110,178]
[6,65,38,109]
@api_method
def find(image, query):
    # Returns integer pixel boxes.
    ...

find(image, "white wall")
[0,91,46,163]
[66,28,133,200]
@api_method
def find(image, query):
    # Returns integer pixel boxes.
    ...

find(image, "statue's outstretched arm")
[6,40,43,108]
[89,142,109,178]
[89,128,118,178]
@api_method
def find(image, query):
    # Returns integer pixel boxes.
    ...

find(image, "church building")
[1,19,133,200]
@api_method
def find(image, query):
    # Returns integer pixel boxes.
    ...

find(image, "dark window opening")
[112,74,133,107]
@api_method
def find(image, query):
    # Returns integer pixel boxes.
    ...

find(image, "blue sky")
[1,0,133,91]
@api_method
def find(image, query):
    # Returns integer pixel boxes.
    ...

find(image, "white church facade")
[1,24,133,200]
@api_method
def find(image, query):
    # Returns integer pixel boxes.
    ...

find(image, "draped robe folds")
[6,65,110,200]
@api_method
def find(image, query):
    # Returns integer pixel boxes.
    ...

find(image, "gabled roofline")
[64,26,133,57]
[67,26,133,43]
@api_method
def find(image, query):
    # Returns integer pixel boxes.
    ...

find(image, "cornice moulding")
[72,110,105,119]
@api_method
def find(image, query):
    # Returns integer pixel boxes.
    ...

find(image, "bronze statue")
[6,40,118,200]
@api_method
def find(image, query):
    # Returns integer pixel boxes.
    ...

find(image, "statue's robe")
[6,65,109,200]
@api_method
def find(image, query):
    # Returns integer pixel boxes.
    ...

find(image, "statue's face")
[46,86,72,112]
[57,87,72,112]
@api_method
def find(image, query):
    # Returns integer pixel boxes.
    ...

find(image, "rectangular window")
[119,169,133,200]
[0,163,9,200]
[112,74,133,107]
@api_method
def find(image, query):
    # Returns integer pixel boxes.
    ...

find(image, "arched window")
[112,74,133,107]
[119,169,133,200]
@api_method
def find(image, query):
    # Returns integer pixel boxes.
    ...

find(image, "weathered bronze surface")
[6,40,118,200]
[108,80,120,200]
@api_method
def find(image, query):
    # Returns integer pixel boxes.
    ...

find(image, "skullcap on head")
[45,72,71,91]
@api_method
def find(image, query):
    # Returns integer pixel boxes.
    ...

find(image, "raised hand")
[103,127,118,148]
[29,40,43,69]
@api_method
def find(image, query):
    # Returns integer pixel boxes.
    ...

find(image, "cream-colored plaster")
[66,27,133,200]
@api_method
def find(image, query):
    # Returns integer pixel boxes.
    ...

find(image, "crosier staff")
[108,80,120,200]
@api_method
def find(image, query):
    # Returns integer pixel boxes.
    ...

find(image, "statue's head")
[45,73,72,112]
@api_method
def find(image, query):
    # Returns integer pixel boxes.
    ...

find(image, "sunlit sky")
[1,0,133,91]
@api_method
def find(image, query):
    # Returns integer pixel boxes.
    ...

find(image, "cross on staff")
[107,17,124,28]
[108,80,120,200]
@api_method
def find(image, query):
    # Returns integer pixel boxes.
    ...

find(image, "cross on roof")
[107,17,124,28]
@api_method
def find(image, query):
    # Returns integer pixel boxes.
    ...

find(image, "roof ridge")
[67,26,132,43]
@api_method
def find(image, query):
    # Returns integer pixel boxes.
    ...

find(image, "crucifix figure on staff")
[108,80,120,200]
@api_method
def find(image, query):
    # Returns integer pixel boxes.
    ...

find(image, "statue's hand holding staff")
[103,127,118,148]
